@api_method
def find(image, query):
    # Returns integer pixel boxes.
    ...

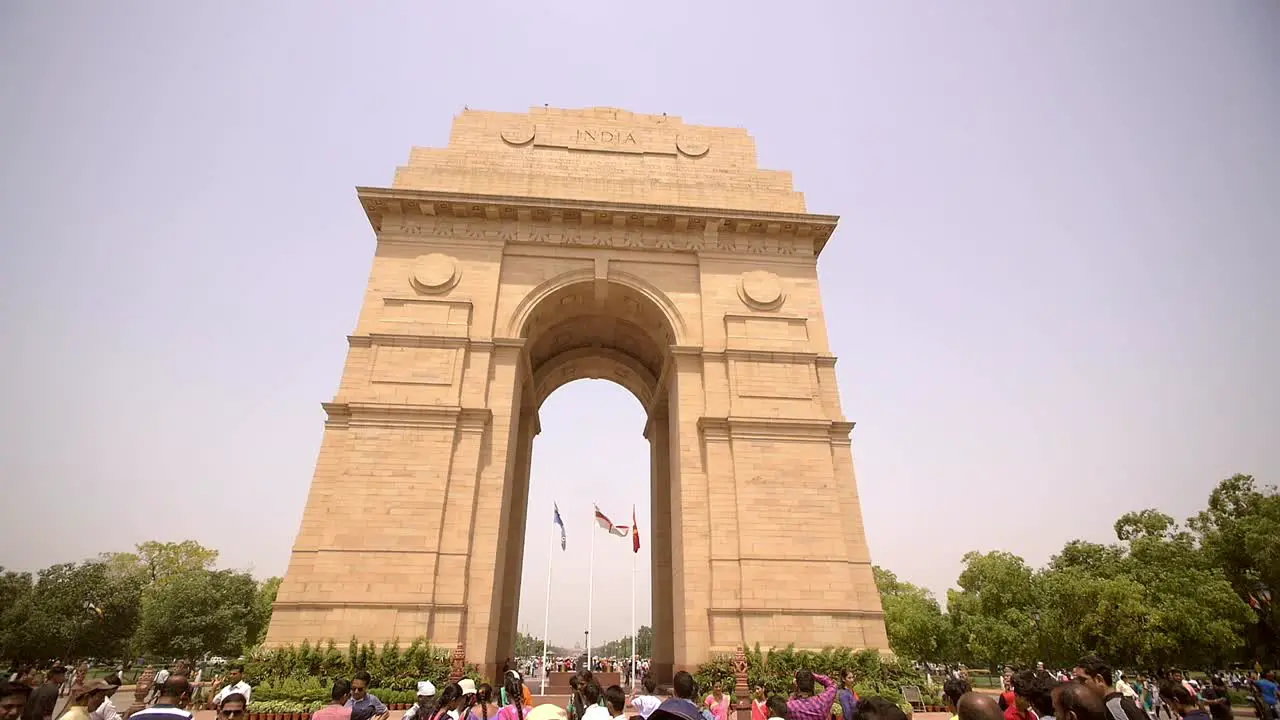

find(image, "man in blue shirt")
[1255,672,1278,719]
[346,672,388,720]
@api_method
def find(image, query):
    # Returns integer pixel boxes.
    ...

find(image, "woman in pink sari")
[705,683,730,720]
[494,673,533,720]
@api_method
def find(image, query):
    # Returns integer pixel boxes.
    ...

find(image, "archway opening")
[492,278,679,685]
[516,379,652,684]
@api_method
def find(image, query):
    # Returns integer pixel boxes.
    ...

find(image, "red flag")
[632,506,641,553]
[595,505,629,537]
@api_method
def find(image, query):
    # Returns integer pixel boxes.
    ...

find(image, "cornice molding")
[323,402,493,429]
[697,415,853,443]
[356,187,839,258]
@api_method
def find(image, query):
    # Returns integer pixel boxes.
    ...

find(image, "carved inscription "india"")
[575,129,637,145]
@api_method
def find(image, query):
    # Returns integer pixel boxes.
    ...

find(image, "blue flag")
[553,503,566,550]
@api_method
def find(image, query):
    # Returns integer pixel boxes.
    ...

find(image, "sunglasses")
[221,711,246,718]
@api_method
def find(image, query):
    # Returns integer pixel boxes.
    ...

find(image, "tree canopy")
[874,473,1269,668]
[0,540,278,663]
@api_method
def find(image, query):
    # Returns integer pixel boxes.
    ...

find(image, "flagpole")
[630,537,636,689]
[588,511,596,670]
[541,505,555,696]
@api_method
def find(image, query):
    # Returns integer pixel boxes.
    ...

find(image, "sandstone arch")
[265,107,887,679]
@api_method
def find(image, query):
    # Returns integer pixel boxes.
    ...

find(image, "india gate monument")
[264,107,888,678]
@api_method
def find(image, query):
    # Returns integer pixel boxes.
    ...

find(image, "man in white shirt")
[630,678,660,719]
[90,677,123,720]
[149,669,171,704]
[211,666,252,706]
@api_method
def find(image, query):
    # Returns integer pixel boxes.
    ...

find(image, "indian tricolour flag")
[594,505,630,537]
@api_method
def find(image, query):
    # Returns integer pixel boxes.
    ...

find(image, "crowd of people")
[2,654,1278,720]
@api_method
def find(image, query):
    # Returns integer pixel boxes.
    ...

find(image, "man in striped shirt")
[786,671,838,720]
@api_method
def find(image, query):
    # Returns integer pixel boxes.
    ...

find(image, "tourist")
[1114,674,1140,704]
[466,684,495,720]
[957,692,1005,720]
[704,683,729,720]
[579,683,609,720]
[836,672,859,720]
[751,687,768,720]
[312,679,353,720]
[22,667,65,720]
[849,697,906,720]
[1200,678,1232,720]
[147,669,170,706]
[786,670,838,720]
[1157,683,1208,720]
[1071,656,1146,720]
[944,677,972,720]
[90,676,122,720]
[494,673,533,720]
[404,682,437,720]
[56,681,113,720]
[766,697,789,720]
[430,684,463,720]
[632,678,661,720]
[1255,672,1278,719]
[346,672,388,720]
[130,678,194,720]
[1,681,32,720]
[212,666,252,706]
[217,694,247,720]
[605,686,626,720]
[651,672,702,720]
[1004,671,1037,720]
[1053,683,1108,720]
[1017,671,1057,720]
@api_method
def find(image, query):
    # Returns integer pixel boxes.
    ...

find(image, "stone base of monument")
[540,671,624,694]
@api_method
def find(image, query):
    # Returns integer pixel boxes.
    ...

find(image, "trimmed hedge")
[246,638,480,694]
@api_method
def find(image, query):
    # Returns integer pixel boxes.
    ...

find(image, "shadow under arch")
[491,275,680,683]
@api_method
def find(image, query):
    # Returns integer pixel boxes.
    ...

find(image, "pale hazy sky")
[1,2,1277,650]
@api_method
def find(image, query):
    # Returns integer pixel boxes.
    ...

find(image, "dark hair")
[220,694,248,709]
[332,679,352,702]
[473,684,492,720]
[353,671,373,685]
[0,681,32,702]
[581,682,602,705]
[944,678,971,707]
[503,672,527,720]
[852,697,908,720]
[1013,671,1056,718]
[795,670,815,695]
[104,675,123,688]
[673,671,697,700]
[1158,681,1196,707]
[643,677,656,694]
[1074,656,1112,686]
[228,664,245,673]
[766,696,790,719]
[432,684,464,720]
[604,685,626,713]
[1054,683,1107,720]
[162,677,191,700]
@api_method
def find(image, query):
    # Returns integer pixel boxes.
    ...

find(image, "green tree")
[946,551,1038,668]
[1189,474,1280,663]
[0,561,140,661]
[247,577,282,648]
[873,566,952,663]
[133,568,258,658]
[514,631,544,657]
[132,540,219,583]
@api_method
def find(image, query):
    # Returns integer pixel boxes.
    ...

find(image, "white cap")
[417,681,436,697]
[458,679,478,696]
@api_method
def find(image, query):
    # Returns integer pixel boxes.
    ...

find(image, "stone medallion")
[410,253,460,294]
[500,123,536,146]
[738,270,785,310]
[676,134,710,157]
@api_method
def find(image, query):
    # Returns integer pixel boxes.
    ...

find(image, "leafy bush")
[246,638,453,687]
[695,646,934,709]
